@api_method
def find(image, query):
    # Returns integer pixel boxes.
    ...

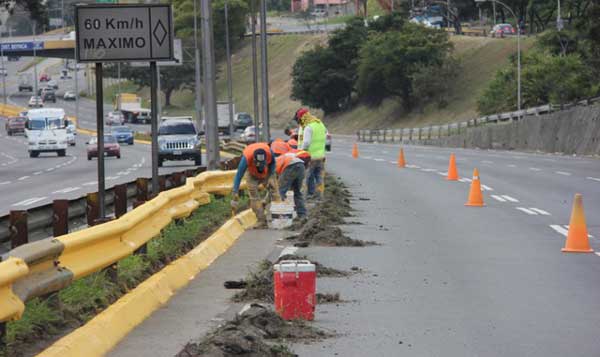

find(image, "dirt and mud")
[175,304,328,357]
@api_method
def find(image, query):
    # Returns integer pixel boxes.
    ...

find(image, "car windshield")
[112,127,131,133]
[29,118,63,130]
[237,114,251,121]
[158,122,196,135]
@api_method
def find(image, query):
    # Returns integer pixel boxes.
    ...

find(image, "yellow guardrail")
[0,103,25,117]
[0,169,243,323]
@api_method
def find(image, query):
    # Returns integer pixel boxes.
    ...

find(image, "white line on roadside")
[550,225,594,238]
[33,171,43,175]
[529,208,551,216]
[482,160,493,164]
[388,161,397,164]
[374,158,385,162]
[82,181,98,186]
[555,171,571,176]
[516,207,537,215]
[529,167,541,171]
[507,164,517,168]
[106,176,119,180]
[502,195,519,202]
[459,178,472,183]
[12,197,47,207]
[586,177,600,182]
[52,187,80,194]
[46,168,54,172]
[491,195,506,202]
[437,172,447,176]
[0,181,10,185]
[481,185,494,191]
[421,168,437,172]
[17,176,30,181]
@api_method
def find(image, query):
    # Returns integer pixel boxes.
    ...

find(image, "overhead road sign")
[75,4,174,63]
[0,41,44,52]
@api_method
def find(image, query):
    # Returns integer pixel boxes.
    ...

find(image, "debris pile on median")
[231,255,352,303]
[175,304,328,357]
[287,175,377,247]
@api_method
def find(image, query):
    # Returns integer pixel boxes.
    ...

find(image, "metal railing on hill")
[357,97,600,143]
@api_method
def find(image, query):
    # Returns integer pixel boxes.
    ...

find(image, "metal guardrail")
[0,167,245,324]
[357,97,600,143]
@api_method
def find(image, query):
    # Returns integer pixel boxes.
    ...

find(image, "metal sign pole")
[259,0,270,142]
[250,0,260,141]
[224,0,235,137]
[95,62,105,219]
[150,61,159,194]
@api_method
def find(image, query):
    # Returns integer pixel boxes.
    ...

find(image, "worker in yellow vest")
[293,108,327,199]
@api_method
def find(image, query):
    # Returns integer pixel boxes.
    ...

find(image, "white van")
[26,108,69,157]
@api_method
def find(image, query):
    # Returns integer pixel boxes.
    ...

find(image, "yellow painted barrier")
[0,170,244,323]
[0,103,24,117]
[38,209,257,357]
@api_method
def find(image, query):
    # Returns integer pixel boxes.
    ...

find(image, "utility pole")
[1,31,6,105]
[250,0,260,140]
[493,1,496,25]
[33,23,38,98]
[224,0,235,137]
[193,0,203,136]
[201,0,220,169]
[259,0,270,142]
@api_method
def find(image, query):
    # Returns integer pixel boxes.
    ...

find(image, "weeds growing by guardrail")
[2,194,248,357]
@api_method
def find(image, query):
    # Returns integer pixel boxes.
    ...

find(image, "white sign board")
[75,4,174,63]
[131,39,182,67]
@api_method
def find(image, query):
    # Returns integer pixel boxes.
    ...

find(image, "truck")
[25,108,69,157]
[114,93,151,124]
[201,101,235,135]
[18,73,33,92]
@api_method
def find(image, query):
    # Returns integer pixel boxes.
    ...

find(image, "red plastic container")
[274,260,316,321]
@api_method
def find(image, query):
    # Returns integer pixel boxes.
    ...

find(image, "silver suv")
[158,117,202,167]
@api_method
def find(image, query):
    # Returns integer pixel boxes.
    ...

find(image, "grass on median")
[2,194,248,357]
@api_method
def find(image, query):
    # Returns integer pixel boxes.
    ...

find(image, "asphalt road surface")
[290,136,600,356]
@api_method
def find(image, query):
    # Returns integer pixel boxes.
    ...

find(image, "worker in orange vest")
[270,138,291,157]
[231,142,281,227]
[276,151,311,218]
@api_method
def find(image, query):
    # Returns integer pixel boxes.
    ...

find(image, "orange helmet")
[287,138,298,149]
[270,138,291,156]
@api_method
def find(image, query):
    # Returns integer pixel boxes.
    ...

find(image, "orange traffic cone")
[562,193,593,253]
[446,153,459,181]
[352,143,359,159]
[464,168,485,207]
[397,148,406,168]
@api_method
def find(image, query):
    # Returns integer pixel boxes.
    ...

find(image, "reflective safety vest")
[243,142,273,180]
[306,121,326,160]
[297,126,304,148]
[276,153,303,175]
[271,138,290,155]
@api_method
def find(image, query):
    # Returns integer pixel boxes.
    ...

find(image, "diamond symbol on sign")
[153,20,168,46]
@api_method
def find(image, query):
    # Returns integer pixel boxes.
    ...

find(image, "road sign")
[131,38,182,67]
[0,42,43,52]
[75,4,174,63]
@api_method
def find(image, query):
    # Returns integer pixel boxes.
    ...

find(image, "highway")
[0,57,199,215]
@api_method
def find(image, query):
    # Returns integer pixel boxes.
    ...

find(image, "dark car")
[5,116,26,136]
[42,90,56,103]
[234,112,253,130]
[87,135,121,160]
[110,125,134,145]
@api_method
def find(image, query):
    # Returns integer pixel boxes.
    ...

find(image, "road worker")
[270,138,291,157]
[293,108,327,199]
[276,151,311,218]
[231,142,281,227]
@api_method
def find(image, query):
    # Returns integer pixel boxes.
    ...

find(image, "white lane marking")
[106,176,119,180]
[17,176,30,181]
[491,195,506,202]
[279,246,299,258]
[481,185,494,191]
[507,164,517,168]
[550,225,593,238]
[12,197,47,207]
[482,160,493,164]
[458,178,472,183]
[382,151,389,154]
[363,156,373,159]
[516,207,537,215]
[46,167,54,172]
[420,168,437,172]
[52,187,80,194]
[0,181,11,185]
[595,252,600,258]
[502,195,519,203]
[388,160,397,164]
[529,208,551,216]
[33,171,43,175]
[82,181,98,186]
[529,167,541,172]
[437,172,447,176]
[406,164,419,169]
[563,225,594,238]
[374,158,385,162]
[555,171,571,176]
[117,171,128,175]
[586,177,600,182]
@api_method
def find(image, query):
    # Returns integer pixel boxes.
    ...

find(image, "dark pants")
[279,162,307,217]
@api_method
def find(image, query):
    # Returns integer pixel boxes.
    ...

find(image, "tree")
[0,0,48,27]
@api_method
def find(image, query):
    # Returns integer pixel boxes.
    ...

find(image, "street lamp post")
[1,32,6,105]
[476,0,520,116]
[33,23,38,98]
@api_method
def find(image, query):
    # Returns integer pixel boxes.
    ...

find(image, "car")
[47,80,58,89]
[241,125,257,143]
[65,119,77,146]
[63,91,77,101]
[490,23,515,37]
[87,135,121,160]
[38,86,53,96]
[5,116,26,136]
[234,112,253,130]
[28,96,44,108]
[157,117,202,167]
[42,90,56,103]
[110,125,134,145]
[60,69,72,79]
[105,111,125,126]
[39,73,50,82]
[310,8,327,17]
[0,68,7,77]
[326,131,332,151]
[136,109,151,124]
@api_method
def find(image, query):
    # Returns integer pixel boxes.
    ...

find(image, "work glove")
[230,193,239,209]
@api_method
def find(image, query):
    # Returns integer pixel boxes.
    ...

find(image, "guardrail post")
[447,123,451,135]
[474,118,478,127]
[86,192,99,227]
[10,210,28,248]
[52,199,69,237]
[369,130,373,142]
[418,128,422,140]
[409,128,413,141]
[135,178,149,206]
[383,130,386,142]
[438,126,442,138]
[428,126,432,139]
[114,184,128,218]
